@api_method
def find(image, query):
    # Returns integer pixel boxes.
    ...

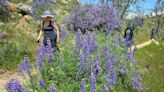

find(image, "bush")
[67,4,122,33]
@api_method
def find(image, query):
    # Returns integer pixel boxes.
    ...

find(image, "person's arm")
[36,22,43,42]
[53,21,60,42]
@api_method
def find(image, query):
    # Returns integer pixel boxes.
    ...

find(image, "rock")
[23,15,33,23]
[0,1,17,12]
[7,2,17,12]
[17,3,33,15]
[0,32,8,39]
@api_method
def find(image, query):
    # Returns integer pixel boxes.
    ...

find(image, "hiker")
[150,28,155,39]
[124,27,134,42]
[36,10,60,50]
[150,28,160,39]
[124,27,134,50]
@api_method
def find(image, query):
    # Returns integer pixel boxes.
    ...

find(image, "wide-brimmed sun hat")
[41,10,54,18]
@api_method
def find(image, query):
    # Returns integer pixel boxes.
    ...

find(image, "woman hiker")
[36,10,60,51]
[124,27,134,50]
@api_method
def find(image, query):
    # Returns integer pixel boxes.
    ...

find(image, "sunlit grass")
[0,24,36,71]
[135,40,164,92]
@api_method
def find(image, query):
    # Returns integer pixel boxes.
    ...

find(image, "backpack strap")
[42,21,45,25]
[50,20,54,26]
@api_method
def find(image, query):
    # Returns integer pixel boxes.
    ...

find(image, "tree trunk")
[120,0,131,19]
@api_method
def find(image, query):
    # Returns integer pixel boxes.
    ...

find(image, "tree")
[99,0,145,19]
[153,0,163,38]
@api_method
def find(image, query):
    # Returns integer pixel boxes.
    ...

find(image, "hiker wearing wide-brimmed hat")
[36,10,60,49]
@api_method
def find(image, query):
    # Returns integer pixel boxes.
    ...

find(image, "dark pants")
[43,38,60,52]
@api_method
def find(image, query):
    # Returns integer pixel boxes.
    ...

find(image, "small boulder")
[17,3,33,15]
[0,32,8,39]
[23,15,33,23]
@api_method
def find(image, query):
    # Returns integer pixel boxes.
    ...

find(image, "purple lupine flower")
[114,39,119,48]
[47,38,54,53]
[78,54,86,75]
[119,66,127,74]
[94,54,101,76]
[103,85,109,92]
[5,78,23,92]
[0,0,8,5]
[86,56,93,77]
[76,29,84,48]
[138,60,142,64]
[37,45,44,71]
[126,41,132,48]
[39,79,46,89]
[82,32,90,56]
[70,24,74,35]
[83,39,90,56]
[104,45,110,61]
[108,72,117,88]
[110,54,117,66]
[105,22,112,34]
[34,0,49,7]
[61,26,67,42]
[18,64,23,76]
[49,86,56,92]
[90,72,96,92]
[67,4,121,32]
[106,58,112,74]
[35,0,43,7]
[119,37,126,46]
[131,75,142,92]
[45,39,54,63]
[90,33,98,53]
[89,56,93,69]
[127,51,135,65]
[42,44,49,60]
[5,82,12,92]
[11,78,23,91]
[37,40,54,69]
[74,45,79,58]
[22,56,31,75]
[47,38,52,51]
[80,79,86,92]
[86,31,91,44]
[17,64,26,79]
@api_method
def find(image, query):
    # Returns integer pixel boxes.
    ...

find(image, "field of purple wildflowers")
[4,1,143,92]
[5,29,142,92]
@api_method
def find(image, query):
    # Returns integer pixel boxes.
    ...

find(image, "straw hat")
[41,10,54,18]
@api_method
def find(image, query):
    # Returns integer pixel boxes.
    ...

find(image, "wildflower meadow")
[5,4,142,91]
[1,0,163,92]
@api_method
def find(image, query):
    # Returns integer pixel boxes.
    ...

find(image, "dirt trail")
[0,71,30,92]
[129,39,160,51]
[0,17,38,92]
[0,71,18,92]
